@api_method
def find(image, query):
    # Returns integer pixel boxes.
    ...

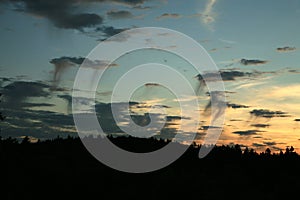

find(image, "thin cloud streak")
[201,0,217,30]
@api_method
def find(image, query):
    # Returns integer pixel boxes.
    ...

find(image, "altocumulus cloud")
[251,124,270,128]
[1,0,103,30]
[227,103,249,109]
[107,10,134,19]
[156,13,181,20]
[2,81,50,109]
[276,46,296,52]
[0,0,146,37]
[233,130,263,136]
[50,56,118,88]
[250,109,290,118]
[240,59,268,66]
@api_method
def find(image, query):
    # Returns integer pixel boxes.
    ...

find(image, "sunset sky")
[0,0,300,152]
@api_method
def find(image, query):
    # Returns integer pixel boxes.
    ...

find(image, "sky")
[0,0,300,152]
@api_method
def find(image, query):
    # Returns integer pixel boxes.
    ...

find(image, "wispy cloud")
[219,38,237,44]
[156,13,181,20]
[250,109,290,118]
[251,124,270,128]
[201,0,217,30]
[107,10,134,20]
[263,85,300,100]
[2,81,50,109]
[276,46,296,52]
[233,130,263,136]
[227,103,249,109]
[240,59,268,66]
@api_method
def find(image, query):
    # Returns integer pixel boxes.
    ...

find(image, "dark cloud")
[252,143,266,147]
[2,81,50,109]
[144,83,161,87]
[133,103,171,109]
[96,26,128,38]
[250,109,290,118]
[107,10,134,19]
[196,70,263,85]
[294,119,300,122]
[227,103,249,109]
[55,13,103,30]
[230,119,243,122]
[156,13,181,20]
[203,91,226,123]
[21,103,55,108]
[288,69,298,73]
[199,126,221,131]
[251,124,270,128]
[221,70,254,80]
[233,130,263,136]
[132,5,152,10]
[50,56,118,88]
[1,0,147,34]
[263,141,277,146]
[50,56,84,86]
[3,0,103,30]
[1,109,76,139]
[50,56,84,66]
[276,46,296,52]
[240,59,268,66]
[0,77,12,87]
[166,116,190,121]
[109,0,147,6]
[0,77,12,82]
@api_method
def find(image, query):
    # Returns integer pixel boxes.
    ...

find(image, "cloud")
[55,13,103,30]
[263,141,277,146]
[144,83,161,87]
[219,38,237,44]
[96,26,128,39]
[250,109,290,118]
[1,0,148,34]
[196,70,261,85]
[203,91,226,123]
[252,143,266,147]
[156,13,181,20]
[251,124,270,128]
[201,0,217,29]
[132,5,152,10]
[227,103,249,109]
[21,103,55,108]
[166,116,190,121]
[4,0,103,30]
[276,46,296,52]
[230,119,243,122]
[1,109,76,139]
[233,130,263,136]
[240,59,268,66]
[50,56,84,86]
[107,10,134,19]
[199,126,221,131]
[2,81,50,109]
[294,119,300,122]
[108,0,147,6]
[50,56,118,88]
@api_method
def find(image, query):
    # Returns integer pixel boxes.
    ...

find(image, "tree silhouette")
[265,148,271,155]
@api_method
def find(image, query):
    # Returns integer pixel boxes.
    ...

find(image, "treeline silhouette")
[1,135,300,200]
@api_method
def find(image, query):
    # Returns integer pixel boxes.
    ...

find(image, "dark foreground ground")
[0,136,300,200]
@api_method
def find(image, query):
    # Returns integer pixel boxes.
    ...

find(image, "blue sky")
[0,0,300,152]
